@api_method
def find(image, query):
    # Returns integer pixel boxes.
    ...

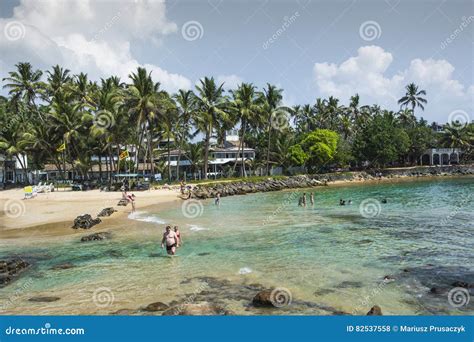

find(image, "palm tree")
[185,142,204,180]
[174,89,195,180]
[124,67,161,177]
[2,62,43,108]
[398,83,427,114]
[397,108,416,127]
[260,83,289,176]
[230,83,262,177]
[193,77,227,180]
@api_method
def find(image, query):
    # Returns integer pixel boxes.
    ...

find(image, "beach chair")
[24,186,34,199]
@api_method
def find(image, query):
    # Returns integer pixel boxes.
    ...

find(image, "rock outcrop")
[98,207,117,217]
[161,302,232,316]
[0,258,31,287]
[72,214,101,229]
[80,232,112,242]
[366,305,382,315]
[143,302,169,312]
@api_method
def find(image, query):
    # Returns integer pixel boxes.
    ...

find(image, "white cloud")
[313,45,473,123]
[0,0,191,93]
[216,74,244,90]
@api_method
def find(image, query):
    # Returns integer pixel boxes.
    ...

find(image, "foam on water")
[238,267,252,274]
[128,211,166,224]
[188,224,209,231]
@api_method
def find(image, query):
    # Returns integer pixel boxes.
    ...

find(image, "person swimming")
[339,199,346,206]
[381,198,387,204]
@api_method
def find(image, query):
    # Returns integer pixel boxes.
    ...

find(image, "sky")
[0,0,472,124]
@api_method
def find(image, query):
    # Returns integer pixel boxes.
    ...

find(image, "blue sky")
[0,0,472,123]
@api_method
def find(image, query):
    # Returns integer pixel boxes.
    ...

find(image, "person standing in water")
[215,192,220,205]
[173,226,182,247]
[161,226,178,255]
[310,193,314,206]
[302,193,307,207]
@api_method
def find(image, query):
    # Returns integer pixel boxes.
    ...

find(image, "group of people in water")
[161,225,182,255]
[298,192,315,206]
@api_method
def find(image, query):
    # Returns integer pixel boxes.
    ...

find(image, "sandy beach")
[0,188,182,235]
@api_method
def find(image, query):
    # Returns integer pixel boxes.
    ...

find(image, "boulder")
[117,199,128,206]
[0,259,30,287]
[72,214,101,229]
[98,207,117,217]
[51,263,75,270]
[161,302,232,316]
[366,305,382,315]
[29,296,60,302]
[80,232,112,242]
[143,302,169,312]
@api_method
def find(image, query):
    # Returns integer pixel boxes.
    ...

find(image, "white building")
[420,148,462,166]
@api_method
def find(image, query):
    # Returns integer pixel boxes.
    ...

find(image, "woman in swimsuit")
[173,226,182,247]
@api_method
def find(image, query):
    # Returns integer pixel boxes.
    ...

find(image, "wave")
[238,267,252,275]
[188,224,209,231]
[128,212,166,224]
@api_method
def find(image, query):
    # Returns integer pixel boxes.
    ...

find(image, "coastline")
[0,164,472,234]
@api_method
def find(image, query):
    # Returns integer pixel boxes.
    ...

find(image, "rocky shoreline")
[191,165,474,200]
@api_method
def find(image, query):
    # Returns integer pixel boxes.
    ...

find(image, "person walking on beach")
[161,226,178,255]
[174,226,182,247]
[127,193,136,212]
[310,193,314,206]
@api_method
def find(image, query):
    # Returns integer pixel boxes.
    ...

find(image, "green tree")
[398,83,427,115]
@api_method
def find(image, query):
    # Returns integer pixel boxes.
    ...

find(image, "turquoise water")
[0,177,473,315]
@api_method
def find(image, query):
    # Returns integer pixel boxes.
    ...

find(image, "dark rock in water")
[72,214,101,229]
[51,263,75,270]
[451,281,473,289]
[111,309,137,315]
[80,232,111,242]
[29,296,60,302]
[313,289,335,296]
[332,310,351,315]
[252,289,279,308]
[143,302,169,312]
[162,302,232,316]
[98,207,117,217]
[117,199,128,206]
[430,287,445,295]
[197,252,211,256]
[367,305,382,315]
[103,250,123,258]
[337,281,363,288]
[0,259,30,287]
[356,239,373,245]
